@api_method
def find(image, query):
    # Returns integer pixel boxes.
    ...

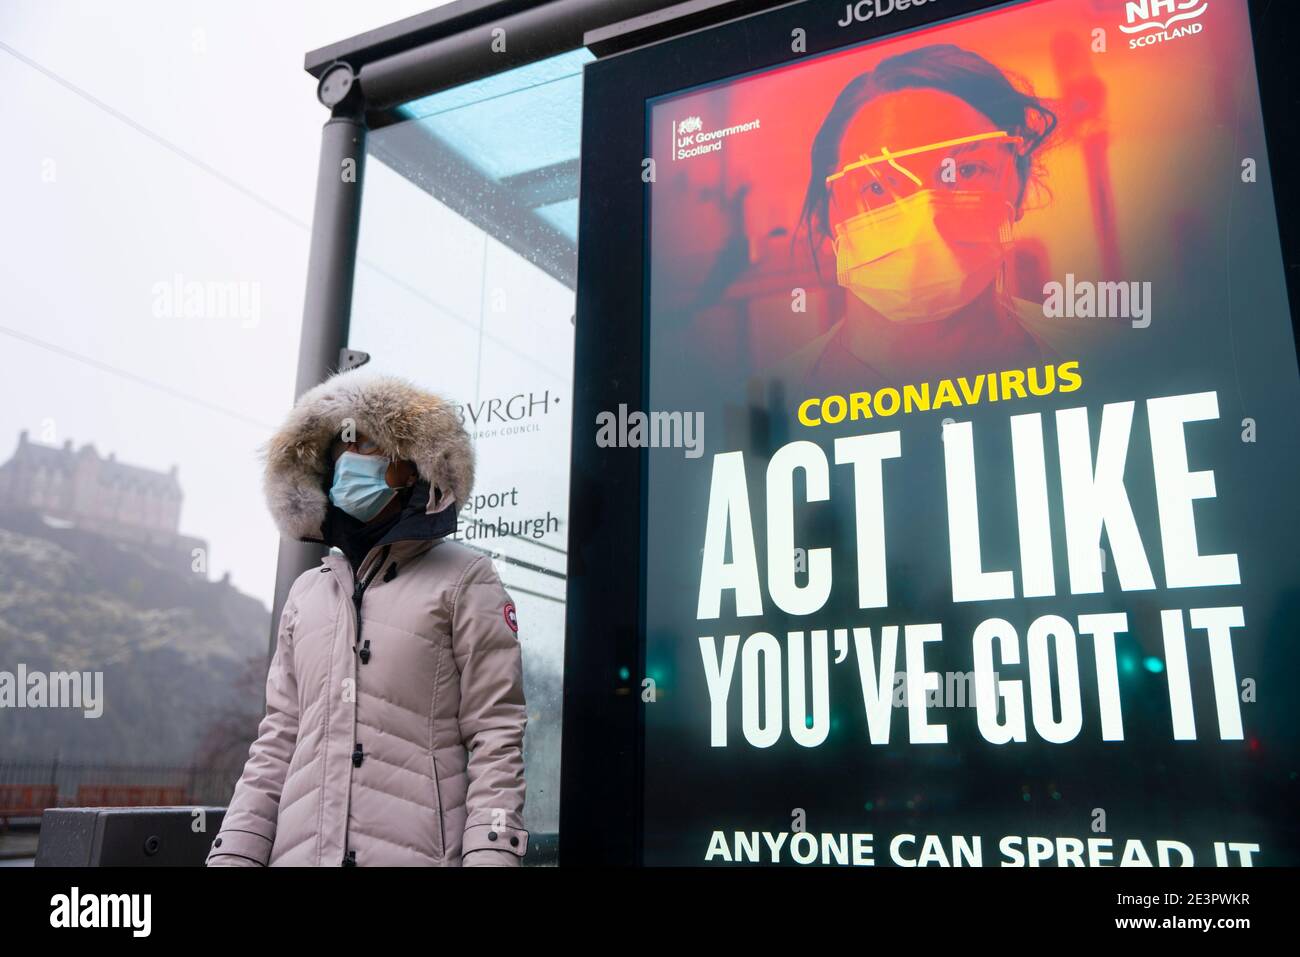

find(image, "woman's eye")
[958,161,991,179]
[862,181,886,197]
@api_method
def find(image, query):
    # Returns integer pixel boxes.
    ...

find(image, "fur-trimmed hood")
[262,368,474,542]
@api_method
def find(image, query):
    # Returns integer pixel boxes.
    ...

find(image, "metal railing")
[0,760,243,823]
[1,760,558,864]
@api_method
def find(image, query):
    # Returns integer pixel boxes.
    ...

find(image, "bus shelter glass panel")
[348,49,592,863]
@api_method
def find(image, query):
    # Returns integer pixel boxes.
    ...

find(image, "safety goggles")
[825,131,1024,221]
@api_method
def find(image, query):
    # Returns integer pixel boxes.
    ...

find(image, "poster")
[643,0,1298,865]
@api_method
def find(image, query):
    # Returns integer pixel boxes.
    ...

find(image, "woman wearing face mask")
[789,44,1083,388]
[206,368,528,866]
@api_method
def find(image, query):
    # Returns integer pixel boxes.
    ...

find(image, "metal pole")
[267,65,368,657]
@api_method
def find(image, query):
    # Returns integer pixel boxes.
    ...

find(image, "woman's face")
[830,88,1021,223]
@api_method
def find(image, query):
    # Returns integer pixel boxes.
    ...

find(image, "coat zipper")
[339,543,391,866]
[351,544,390,654]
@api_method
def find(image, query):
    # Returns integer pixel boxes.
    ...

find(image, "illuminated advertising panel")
[639,0,1297,866]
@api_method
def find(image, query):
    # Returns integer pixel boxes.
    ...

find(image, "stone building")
[0,431,207,559]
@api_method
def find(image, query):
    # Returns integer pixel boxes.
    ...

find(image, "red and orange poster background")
[648,0,1255,372]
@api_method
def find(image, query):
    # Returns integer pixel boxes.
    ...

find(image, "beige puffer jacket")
[207,370,527,867]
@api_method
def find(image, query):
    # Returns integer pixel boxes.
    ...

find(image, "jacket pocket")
[429,750,446,860]
[429,643,446,860]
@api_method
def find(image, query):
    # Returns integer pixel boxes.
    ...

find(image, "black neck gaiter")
[324,494,407,572]
[321,480,454,573]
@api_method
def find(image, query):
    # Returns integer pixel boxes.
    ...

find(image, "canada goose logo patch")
[503,602,518,634]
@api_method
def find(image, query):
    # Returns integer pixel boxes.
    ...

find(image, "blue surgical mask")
[329,451,397,522]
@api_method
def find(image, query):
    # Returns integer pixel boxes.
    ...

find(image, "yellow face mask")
[831,188,1014,324]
